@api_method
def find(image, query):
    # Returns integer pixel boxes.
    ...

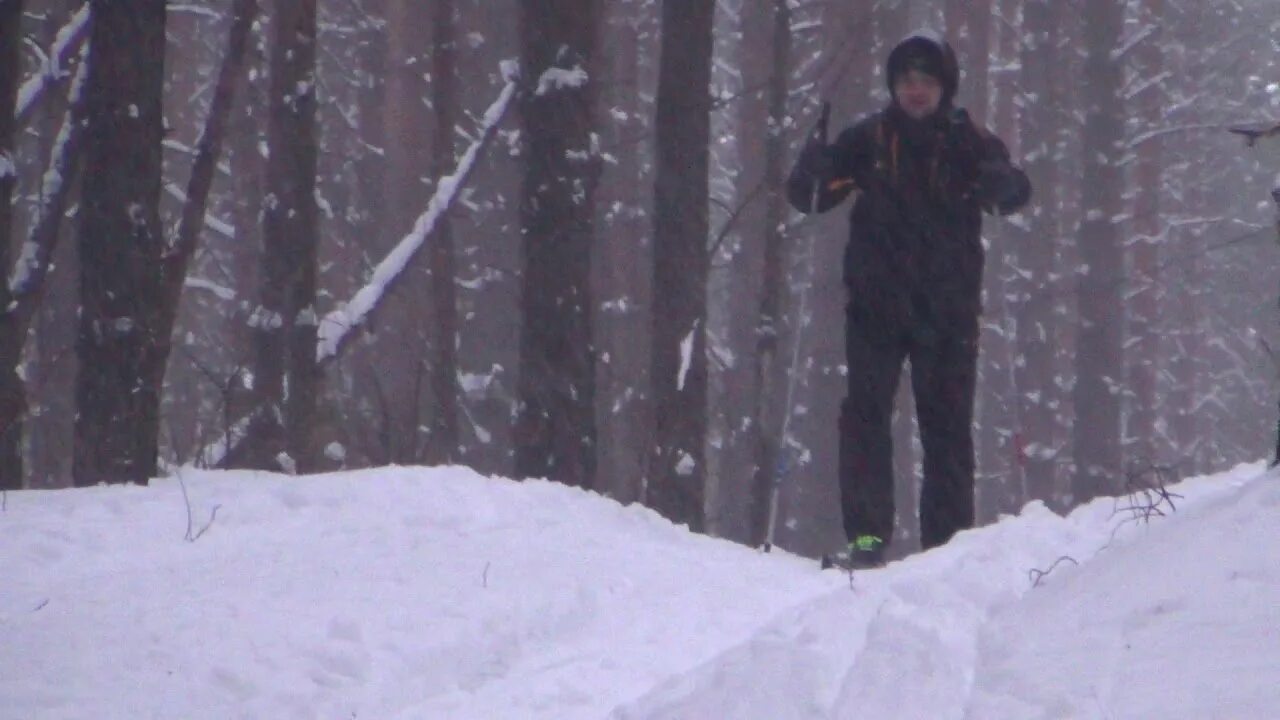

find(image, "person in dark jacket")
[788,31,1030,568]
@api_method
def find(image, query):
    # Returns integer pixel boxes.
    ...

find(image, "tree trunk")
[73,0,168,486]
[1072,0,1125,503]
[1015,0,1062,506]
[380,0,436,464]
[647,0,714,530]
[594,0,655,506]
[1126,0,1164,465]
[424,0,460,465]
[245,0,320,473]
[0,0,24,489]
[743,0,795,546]
[516,0,599,488]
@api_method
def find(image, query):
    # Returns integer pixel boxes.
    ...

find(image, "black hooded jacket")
[788,34,1030,340]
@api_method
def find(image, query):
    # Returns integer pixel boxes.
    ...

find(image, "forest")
[2,0,1279,558]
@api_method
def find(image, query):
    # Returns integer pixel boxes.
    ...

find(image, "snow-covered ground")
[1,462,1276,719]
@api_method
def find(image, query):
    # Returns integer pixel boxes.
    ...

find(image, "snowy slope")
[1,462,1276,719]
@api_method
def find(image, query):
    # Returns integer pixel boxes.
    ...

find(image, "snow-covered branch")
[14,5,90,128]
[316,65,519,365]
[8,49,89,301]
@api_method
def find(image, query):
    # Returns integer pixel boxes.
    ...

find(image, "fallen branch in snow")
[1113,462,1182,527]
[1029,556,1079,588]
[315,62,519,365]
[176,470,221,543]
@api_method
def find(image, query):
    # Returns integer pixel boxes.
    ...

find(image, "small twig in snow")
[482,561,490,589]
[177,470,221,543]
[1029,556,1079,588]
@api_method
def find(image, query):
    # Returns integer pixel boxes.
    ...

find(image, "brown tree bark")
[647,0,714,530]
[73,0,168,486]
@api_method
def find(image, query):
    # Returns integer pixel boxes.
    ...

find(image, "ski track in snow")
[611,464,1272,719]
[0,463,1274,719]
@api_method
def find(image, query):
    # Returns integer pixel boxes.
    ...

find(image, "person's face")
[893,69,943,119]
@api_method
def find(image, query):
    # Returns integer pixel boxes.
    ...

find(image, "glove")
[975,159,1016,207]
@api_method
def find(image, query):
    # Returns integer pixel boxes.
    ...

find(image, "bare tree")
[515,0,600,488]
[424,0,461,464]
[746,0,795,546]
[594,0,657,506]
[647,0,715,530]
[975,0,1023,524]
[238,0,320,473]
[1073,0,1126,502]
[1126,0,1165,463]
[73,0,168,486]
[1015,0,1064,507]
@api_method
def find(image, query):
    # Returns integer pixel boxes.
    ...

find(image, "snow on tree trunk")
[73,0,168,486]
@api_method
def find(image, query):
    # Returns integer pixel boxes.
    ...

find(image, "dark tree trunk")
[0,0,24,489]
[1015,0,1062,506]
[647,0,714,531]
[1072,0,1125,503]
[241,0,320,473]
[516,0,599,488]
[424,0,461,465]
[73,0,168,486]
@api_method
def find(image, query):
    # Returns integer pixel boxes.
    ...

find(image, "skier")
[787,31,1031,568]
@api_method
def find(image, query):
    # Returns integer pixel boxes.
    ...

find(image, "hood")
[885,31,960,109]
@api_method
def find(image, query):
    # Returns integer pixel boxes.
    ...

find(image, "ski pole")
[764,100,829,553]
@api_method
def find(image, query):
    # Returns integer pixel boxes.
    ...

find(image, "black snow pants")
[838,293,977,552]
